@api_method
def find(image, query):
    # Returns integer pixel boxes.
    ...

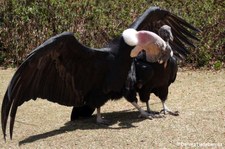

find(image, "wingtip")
[171,13,201,33]
[2,116,7,141]
[1,94,8,141]
[9,109,17,141]
[1,89,15,141]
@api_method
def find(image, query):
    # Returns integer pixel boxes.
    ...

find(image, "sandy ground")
[0,68,224,148]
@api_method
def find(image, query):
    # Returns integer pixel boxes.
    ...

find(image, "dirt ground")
[0,68,224,148]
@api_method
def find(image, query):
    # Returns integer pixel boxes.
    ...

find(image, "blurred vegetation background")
[0,0,224,69]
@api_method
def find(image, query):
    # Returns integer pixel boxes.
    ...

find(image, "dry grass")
[0,68,224,148]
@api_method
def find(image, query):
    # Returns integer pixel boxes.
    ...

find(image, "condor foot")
[160,109,179,116]
[138,111,164,119]
[96,117,111,125]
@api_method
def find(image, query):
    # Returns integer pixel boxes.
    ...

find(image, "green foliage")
[0,51,6,64]
[0,0,224,69]
[196,49,212,67]
[213,60,223,70]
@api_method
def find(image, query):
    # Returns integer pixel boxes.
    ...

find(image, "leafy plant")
[0,0,224,69]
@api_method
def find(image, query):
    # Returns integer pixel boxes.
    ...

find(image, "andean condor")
[131,25,180,117]
[123,24,181,119]
[1,7,199,139]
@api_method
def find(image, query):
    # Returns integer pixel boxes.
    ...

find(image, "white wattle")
[122,28,138,46]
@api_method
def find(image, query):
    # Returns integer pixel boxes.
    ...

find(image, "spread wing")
[1,32,110,139]
[130,6,200,59]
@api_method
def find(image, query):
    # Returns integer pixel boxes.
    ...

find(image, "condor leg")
[146,100,160,115]
[160,101,179,116]
[96,107,110,125]
[157,88,179,116]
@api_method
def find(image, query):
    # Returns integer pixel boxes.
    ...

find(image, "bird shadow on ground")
[19,109,160,145]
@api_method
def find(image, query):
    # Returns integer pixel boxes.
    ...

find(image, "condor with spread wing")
[1,7,199,139]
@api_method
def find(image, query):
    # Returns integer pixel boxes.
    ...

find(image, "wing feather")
[1,32,110,139]
[165,18,196,47]
[167,16,199,41]
[130,6,199,59]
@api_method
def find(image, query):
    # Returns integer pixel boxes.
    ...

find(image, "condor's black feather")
[1,7,199,140]
[134,54,178,105]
